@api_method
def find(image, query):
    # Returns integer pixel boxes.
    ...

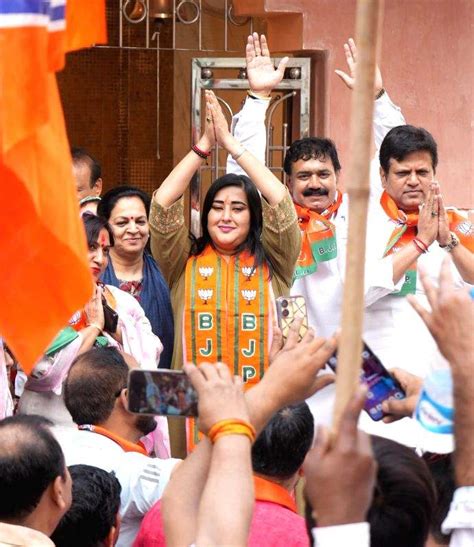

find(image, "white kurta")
[225,91,471,448]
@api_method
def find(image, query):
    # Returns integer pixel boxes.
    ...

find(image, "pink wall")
[236,0,473,208]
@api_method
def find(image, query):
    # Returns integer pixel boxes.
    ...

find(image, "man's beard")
[135,415,157,436]
[302,187,329,197]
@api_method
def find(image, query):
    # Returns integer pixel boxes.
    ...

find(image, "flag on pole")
[0,0,107,374]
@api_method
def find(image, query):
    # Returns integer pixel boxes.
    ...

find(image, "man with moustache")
[232,36,474,443]
[228,35,405,341]
[52,347,180,547]
[227,35,402,429]
[356,126,474,446]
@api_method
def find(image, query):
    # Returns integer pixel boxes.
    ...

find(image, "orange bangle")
[208,418,256,444]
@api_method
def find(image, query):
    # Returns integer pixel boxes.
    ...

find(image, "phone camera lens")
[281,299,288,308]
[282,309,289,317]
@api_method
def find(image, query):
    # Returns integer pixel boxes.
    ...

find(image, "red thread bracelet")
[413,237,428,253]
[412,240,424,254]
[192,144,211,159]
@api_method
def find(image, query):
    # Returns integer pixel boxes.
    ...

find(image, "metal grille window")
[190,56,311,235]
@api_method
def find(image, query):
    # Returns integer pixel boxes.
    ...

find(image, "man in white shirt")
[355,124,474,445]
[228,36,404,337]
[53,347,180,547]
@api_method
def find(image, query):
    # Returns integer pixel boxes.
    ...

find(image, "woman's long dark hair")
[191,174,274,276]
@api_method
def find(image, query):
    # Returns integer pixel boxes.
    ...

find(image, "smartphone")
[102,301,119,333]
[128,369,198,417]
[326,343,406,421]
[276,295,309,342]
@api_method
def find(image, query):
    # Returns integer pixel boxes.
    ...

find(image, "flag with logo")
[0,0,106,373]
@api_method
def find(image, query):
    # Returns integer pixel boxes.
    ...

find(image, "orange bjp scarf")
[183,245,271,450]
[381,191,474,295]
[293,192,343,279]
[184,245,270,384]
[78,424,148,455]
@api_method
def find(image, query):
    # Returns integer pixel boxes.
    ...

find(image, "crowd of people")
[0,33,473,546]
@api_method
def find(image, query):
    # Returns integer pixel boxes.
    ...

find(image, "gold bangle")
[87,323,103,333]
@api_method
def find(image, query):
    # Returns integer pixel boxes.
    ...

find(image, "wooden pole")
[332,0,384,430]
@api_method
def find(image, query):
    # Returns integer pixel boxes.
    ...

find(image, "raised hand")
[197,100,215,152]
[417,183,440,248]
[84,284,105,331]
[335,37,383,96]
[381,368,423,423]
[183,362,249,435]
[206,90,237,152]
[435,186,451,246]
[261,322,337,408]
[304,386,377,527]
[246,33,288,96]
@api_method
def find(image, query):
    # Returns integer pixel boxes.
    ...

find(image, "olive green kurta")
[149,189,300,456]
[149,189,301,372]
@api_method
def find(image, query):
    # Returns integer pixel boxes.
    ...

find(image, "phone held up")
[128,369,198,418]
[327,343,406,421]
[276,295,309,342]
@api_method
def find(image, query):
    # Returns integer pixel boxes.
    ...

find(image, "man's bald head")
[0,415,67,521]
[64,347,130,426]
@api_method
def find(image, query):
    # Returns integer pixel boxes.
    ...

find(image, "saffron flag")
[0,0,107,374]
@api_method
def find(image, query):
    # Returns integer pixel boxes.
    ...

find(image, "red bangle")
[412,240,424,254]
[413,237,428,253]
[192,144,211,159]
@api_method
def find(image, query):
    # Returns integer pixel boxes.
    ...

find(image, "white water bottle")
[415,366,454,453]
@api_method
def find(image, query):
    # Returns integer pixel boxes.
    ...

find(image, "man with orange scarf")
[227,35,406,428]
[228,36,405,344]
[355,124,474,447]
[229,35,474,448]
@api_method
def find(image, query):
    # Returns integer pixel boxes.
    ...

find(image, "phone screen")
[128,370,198,417]
[326,343,406,421]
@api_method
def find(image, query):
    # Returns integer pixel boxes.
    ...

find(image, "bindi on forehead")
[116,215,146,221]
[99,232,108,246]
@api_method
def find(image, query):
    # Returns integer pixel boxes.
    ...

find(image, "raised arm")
[227,33,287,175]
[154,103,215,208]
[192,364,253,547]
[208,90,286,205]
[335,37,405,149]
[161,323,337,546]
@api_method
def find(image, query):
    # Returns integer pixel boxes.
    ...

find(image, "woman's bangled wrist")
[195,138,212,154]
[86,322,103,333]
[227,140,246,161]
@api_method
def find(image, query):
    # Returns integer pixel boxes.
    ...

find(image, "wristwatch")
[440,232,460,252]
